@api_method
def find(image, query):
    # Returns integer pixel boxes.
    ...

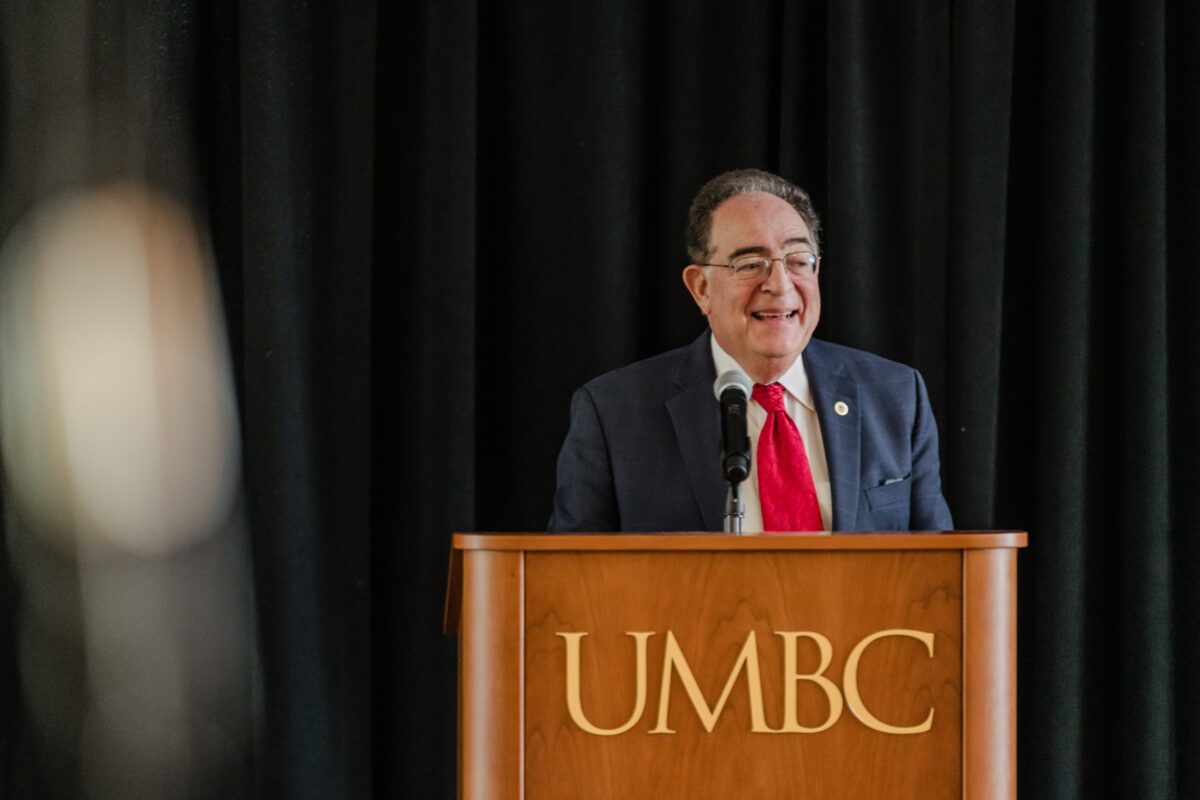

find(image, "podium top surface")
[451,531,1026,552]
[445,531,1025,636]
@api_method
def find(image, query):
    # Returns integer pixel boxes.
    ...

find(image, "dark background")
[1,0,1197,797]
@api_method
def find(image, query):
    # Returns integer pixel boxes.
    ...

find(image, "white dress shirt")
[711,338,832,532]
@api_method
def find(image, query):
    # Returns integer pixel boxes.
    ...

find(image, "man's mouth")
[751,310,797,320]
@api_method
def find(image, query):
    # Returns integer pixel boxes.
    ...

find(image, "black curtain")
[1,1,1197,798]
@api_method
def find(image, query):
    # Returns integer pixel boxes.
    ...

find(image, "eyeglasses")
[701,250,820,281]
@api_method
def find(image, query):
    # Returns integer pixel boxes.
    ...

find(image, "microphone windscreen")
[713,369,752,402]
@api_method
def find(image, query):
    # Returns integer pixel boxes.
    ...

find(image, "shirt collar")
[709,335,815,411]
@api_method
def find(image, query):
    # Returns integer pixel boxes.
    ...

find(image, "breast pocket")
[861,475,912,530]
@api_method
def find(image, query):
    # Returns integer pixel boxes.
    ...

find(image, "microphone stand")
[724,481,745,534]
[713,369,752,535]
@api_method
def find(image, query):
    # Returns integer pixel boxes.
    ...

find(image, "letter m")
[649,630,769,733]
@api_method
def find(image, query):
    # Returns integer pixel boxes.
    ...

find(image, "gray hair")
[685,169,821,263]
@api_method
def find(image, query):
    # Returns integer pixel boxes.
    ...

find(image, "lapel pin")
[834,401,849,416]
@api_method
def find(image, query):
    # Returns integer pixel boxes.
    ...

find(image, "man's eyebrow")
[726,236,812,260]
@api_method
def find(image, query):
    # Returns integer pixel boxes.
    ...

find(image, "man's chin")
[739,347,807,383]
[749,334,808,363]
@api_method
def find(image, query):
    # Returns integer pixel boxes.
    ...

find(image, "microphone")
[713,370,753,483]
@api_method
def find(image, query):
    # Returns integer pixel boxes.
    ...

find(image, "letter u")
[558,631,654,736]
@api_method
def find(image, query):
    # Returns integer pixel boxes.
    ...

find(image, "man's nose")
[760,259,793,293]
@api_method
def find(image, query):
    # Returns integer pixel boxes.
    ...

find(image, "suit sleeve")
[909,370,954,530]
[547,386,620,532]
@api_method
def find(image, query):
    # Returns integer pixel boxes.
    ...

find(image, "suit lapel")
[803,341,861,530]
[667,333,725,532]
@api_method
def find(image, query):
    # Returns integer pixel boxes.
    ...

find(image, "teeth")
[753,311,795,319]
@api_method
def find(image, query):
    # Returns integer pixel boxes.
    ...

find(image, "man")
[548,168,953,533]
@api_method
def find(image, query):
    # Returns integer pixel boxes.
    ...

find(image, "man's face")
[683,191,821,384]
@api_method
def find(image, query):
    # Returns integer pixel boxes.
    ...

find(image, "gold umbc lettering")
[777,632,843,732]
[843,629,935,734]
[558,628,936,736]
[558,631,653,736]
[650,630,770,733]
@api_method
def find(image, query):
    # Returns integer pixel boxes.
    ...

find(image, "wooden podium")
[445,531,1026,799]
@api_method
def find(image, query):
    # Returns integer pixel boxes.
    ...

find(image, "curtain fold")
[1166,3,1200,796]
[370,1,478,795]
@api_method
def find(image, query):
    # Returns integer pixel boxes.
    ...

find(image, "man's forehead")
[710,192,812,253]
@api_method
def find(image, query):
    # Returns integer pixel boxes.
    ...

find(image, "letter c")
[843,629,935,734]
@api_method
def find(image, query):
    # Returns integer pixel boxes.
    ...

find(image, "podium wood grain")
[448,533,1024,800]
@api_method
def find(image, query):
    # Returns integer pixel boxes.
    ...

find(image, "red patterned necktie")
[752,383,824,532]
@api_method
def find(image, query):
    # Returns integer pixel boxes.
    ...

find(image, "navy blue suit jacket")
[548,332,953,532]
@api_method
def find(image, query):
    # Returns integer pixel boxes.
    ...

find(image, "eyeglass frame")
[698,250,821,281]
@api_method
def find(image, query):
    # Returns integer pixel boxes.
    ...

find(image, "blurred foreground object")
[0,183,259,799]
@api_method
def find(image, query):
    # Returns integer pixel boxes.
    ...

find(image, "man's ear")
[682,264,711,315]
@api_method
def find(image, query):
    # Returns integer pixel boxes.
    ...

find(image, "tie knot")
[752,383,786,412]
